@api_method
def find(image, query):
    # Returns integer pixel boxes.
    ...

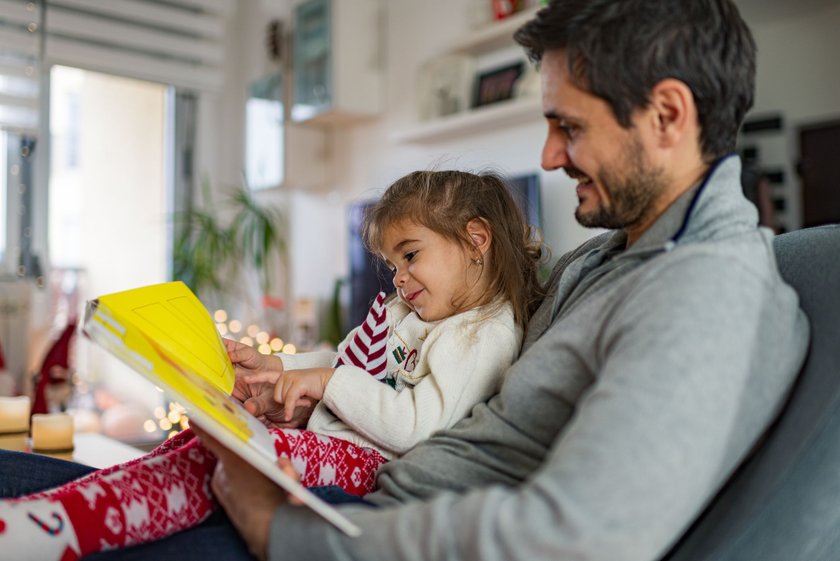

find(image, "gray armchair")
[663,224,840,560]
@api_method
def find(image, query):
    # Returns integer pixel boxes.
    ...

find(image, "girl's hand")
[274,368,335,422]
[225,338,285,374]
[225,338,284,404]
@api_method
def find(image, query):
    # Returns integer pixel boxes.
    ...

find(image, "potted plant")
[172,181,286,306]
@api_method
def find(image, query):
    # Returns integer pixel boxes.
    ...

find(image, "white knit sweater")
[278,298,521,459]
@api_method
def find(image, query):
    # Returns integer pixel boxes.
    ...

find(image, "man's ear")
[466,218,492,257]
[647,78,696,148]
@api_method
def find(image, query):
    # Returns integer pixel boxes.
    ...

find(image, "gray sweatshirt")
[269,155,809,561]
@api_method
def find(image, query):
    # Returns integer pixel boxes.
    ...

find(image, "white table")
[0,431,146,468]
[71,432,145,468]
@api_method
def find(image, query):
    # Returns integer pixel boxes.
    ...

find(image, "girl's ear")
[466,218,492,257]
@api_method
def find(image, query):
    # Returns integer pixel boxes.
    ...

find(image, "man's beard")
[573,136,666,231]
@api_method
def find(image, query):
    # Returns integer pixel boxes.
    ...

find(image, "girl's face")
[379,220,488,322]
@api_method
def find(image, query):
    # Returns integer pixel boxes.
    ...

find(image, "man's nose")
[541,133,570,171]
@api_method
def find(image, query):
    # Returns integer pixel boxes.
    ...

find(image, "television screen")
[506,173,542,231]
[346,201,393,332]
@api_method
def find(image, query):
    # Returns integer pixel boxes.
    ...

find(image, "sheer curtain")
[1,0,233,276]
[0,0,231,404]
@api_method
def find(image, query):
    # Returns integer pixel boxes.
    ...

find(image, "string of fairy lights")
[143,401,189,438]
[143,308,298,439]
[212,308,297,356]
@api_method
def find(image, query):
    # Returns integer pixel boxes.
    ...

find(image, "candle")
[0,432,27,452]
[0,396,31,434]
[31,413,75,451]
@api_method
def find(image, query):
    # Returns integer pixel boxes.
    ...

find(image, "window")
[0,131,7,265]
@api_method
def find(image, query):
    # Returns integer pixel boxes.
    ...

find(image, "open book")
[81,281,361,537]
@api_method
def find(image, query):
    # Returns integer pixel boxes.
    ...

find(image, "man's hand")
[242,375,319,429]
[273,368,336,422]
[192,424,293,561]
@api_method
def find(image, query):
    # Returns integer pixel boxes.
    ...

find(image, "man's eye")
[559,123,578,138]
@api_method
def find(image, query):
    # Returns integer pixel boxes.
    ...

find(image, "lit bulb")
[143,420,157,433]
[153,406,166,419]
[159,419,173,431]
[256,331,270,345]
[214,309,228,323]
[258,344,272,355]
[240,336,254,347]
[217,323,228,335]
[270,338,284,351]
[282,343,297,354]
[247,324,260,337]
[229,320,242,333]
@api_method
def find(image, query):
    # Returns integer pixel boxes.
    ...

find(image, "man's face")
[540,50,667,232]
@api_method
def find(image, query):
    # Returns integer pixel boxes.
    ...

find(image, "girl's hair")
[363,170,546,328]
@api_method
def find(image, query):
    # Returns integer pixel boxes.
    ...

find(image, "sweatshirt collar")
[619,153,753,255]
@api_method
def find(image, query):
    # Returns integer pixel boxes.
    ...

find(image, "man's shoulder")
[629,229,791,309]
[546,231,617,284]
[661,228,778,282]
[565,230,616,260]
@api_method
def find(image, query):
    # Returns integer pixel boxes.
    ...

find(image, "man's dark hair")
[514,0,756,161]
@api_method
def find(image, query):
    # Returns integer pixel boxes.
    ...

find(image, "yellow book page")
[96,281,233,393]
[89,282,251,441]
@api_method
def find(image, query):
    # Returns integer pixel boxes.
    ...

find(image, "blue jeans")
[0,449,372,560]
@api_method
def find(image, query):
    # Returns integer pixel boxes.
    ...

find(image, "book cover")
[82,281,361,537]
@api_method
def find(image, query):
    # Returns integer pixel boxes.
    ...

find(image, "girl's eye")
[404,250,417,262]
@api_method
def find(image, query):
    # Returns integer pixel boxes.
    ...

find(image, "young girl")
[0,170,545,561]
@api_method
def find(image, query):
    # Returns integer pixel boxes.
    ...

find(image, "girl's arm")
[323,309,521,455]
[276,318,370,371]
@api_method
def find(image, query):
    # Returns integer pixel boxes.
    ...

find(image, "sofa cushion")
[662,224,840,561]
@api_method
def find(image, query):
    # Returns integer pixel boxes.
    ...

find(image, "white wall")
[219,0,840,320]
[752,3,840,120]
[197,0,335,327]
[283,0,590,312]
[745,2,840,230]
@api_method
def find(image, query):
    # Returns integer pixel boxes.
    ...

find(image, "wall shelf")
[446,7,541,56]
[393,7,542,144]
[391,96,541,144]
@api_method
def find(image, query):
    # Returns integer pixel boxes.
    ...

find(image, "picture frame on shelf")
[472,61,525,108]
[417,54,475,121]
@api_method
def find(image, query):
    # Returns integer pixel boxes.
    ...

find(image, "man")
[198,1,807,560]
[0,1,807,560]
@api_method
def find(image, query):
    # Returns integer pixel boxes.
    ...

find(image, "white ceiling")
[734,0,838,23]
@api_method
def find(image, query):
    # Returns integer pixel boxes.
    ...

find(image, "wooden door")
[799,121,840,228]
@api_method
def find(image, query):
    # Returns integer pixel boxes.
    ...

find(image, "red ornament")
[492,0,521,20]
[31,323,77,415]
